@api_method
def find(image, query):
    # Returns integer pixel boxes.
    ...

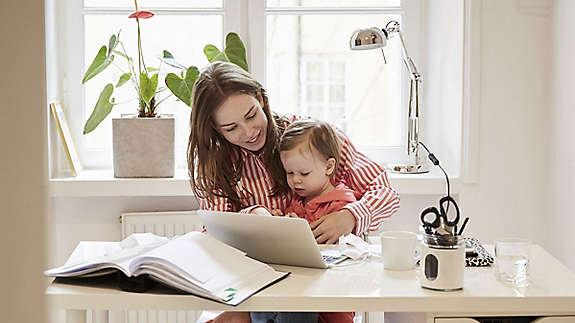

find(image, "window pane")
[306,84,324,102]
[84,14,222,167]
[329,61,345,82]
[267,0,400,8]
[267,14,402,147]
[84,0,222,8]
[329,84,344,103]
[306,61,323,82]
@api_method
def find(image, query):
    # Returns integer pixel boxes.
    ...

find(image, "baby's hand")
[285,212,298,218]
[270,209,284,217]
[250,207,273,217]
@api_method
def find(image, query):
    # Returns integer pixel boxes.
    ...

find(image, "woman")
[188,61,400,323]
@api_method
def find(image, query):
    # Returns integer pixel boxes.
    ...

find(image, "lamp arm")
[386,25,422,160]
[396,31,421,81]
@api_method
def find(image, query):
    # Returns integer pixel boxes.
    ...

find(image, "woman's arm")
[198,194,233,211]
[334,130,401,235]
[198,192,273,215]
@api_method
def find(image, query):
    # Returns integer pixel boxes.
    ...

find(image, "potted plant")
[82,1,178,178]
[82,0,248,177]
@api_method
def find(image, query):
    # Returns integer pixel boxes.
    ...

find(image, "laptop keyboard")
[322,254,347,265]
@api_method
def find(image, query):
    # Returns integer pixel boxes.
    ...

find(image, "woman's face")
[212,93,268,152]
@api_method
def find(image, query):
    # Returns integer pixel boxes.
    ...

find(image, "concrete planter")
[112,116,174,178]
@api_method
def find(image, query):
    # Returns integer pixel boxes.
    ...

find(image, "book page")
[130,232,249,284]
[45,239,168,277]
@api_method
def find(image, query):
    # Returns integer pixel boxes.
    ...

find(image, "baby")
[277,119,356,323]
[279,119,357,223]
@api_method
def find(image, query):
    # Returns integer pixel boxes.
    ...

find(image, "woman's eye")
[286,172,294,175]
[225,126,237,132]
[246,113,256,120]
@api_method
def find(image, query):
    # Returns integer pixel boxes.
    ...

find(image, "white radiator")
[120,211,204,323]
[121,211,203,238]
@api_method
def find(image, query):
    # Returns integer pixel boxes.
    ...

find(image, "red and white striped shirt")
[198,123,400,235]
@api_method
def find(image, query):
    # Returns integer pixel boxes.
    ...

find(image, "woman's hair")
[188,61,290,210]
[279,119,342,177]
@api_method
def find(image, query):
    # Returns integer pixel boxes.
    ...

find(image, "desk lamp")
[349,20,428,174]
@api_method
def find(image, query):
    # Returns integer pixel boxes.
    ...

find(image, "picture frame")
[50,101,83,176]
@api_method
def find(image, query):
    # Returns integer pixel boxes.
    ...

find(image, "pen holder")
[419,234,465,291]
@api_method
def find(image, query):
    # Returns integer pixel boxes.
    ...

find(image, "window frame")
[53,0,422,171]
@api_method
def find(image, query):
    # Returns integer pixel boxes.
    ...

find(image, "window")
[266,7,405,156]
[299,57,348,130]
[51,0,418,171]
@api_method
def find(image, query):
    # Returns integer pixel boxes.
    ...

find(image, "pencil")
[457,217,469,236]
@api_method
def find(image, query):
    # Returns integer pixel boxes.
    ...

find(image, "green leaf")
[224,32,248,72]
[113,50,132,62]
[159,50,187,70]
[107,34,117,56]
[146,67,159,73]
[163,50,174,59]
[116,73,131,87]
[165,66,199,107]
[203,32,248,72]
[82,46,115,83]
[140,73,158,105]
[83,84,114,134]
[203,45,221,63]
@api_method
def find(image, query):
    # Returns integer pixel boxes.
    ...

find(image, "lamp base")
[386,163,429,174]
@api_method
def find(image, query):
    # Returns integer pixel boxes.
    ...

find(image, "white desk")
[46,245,575,323]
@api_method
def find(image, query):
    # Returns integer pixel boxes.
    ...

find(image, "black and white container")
[419,234,465,291]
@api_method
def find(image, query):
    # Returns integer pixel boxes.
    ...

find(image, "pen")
[457,217,469,236]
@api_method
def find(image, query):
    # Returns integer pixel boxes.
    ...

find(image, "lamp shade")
[349,27,387,50]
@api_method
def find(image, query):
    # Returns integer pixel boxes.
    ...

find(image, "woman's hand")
[270,209,284,216]
[310,209,356,244]
[271,209,298,218]
[285,212,298,218]
[250,207,273,217]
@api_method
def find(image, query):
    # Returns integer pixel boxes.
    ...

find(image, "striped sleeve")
[336,131,400,235]
[198,193,232,211]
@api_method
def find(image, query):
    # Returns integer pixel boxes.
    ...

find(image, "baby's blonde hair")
[279,119,341,177]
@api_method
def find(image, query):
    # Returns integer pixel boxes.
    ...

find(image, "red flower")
[129,10,154,19]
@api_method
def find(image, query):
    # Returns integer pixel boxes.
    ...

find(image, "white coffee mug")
[381,231,419,270]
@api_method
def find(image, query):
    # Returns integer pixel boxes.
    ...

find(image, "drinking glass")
[494,238,531,286]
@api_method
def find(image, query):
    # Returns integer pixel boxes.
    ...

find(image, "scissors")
[420,195,460,235]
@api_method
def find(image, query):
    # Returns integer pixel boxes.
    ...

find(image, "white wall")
[458,0,552,247]
[549,0,575,270]
[421,0,463,178]
[0,0,47,320]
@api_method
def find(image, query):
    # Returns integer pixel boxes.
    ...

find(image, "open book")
[45,232,290,305]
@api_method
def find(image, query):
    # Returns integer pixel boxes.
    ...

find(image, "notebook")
[44,232,289,305]
[198,210,347,269]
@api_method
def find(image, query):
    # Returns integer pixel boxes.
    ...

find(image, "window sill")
[49,168,458,197]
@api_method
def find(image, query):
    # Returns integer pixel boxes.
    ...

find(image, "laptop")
[198,210,347,269]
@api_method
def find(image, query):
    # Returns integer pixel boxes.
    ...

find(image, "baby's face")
[280,142,333,201]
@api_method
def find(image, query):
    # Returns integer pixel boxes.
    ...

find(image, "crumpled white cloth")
[337,233,380,260]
